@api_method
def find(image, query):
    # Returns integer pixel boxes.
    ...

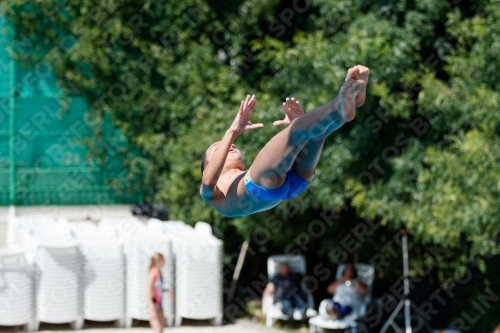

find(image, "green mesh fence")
[0,15,144,205]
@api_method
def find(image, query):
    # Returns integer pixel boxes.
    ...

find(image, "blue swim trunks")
[244,169,311,201]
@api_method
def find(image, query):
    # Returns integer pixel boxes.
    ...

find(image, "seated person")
[263,262,306,319]
[324,263,368,320]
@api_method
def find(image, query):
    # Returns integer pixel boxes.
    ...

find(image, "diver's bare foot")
[273,97,305,126]
[345,65,370,107]
[355,66,370,106]
[339,67,365,121]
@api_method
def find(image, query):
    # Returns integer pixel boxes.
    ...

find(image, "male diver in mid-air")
[200,65,370,217]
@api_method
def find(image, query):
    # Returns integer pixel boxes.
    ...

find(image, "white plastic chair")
[263,255,317,327]
[309,263,375,332]
[101,217,175,327]
[22,217,84,330]
[35,245,84,330]
[4,216,83,331]
[149,220,223,327]
[8,215,61,256]
[194,221,213,236]
[70,221,126,325]
[0,250,37,331]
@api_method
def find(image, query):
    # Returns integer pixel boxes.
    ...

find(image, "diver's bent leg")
[249,98,343,189]
[291,117,343,181]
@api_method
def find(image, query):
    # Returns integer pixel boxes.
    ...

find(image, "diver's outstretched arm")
[200,95,263,198]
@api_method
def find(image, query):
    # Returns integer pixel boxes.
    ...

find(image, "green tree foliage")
[5,0,500,328]
[352,0,500,256]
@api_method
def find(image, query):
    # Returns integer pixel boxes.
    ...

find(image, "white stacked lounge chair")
[101,217,174,327]
[126,232,174,327]
[0,250,36,331]
[100,217,146,248]
[6,215,34,251]
[149,220,222,326]
[70,221,125,325]
[144,219,176,326]
[100,217,147,327]
[2,214,224,330]
[31,218,83,330]
[7,215,59,261]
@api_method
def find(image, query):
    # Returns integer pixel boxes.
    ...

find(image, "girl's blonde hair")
[150,252,165,269]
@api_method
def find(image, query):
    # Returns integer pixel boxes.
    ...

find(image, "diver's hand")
[273,97,304,126]
[229,94,264,135]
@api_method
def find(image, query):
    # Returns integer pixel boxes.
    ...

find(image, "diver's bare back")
[204,170,282,217]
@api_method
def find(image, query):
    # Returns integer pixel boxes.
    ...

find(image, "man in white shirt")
[325,263,367,319]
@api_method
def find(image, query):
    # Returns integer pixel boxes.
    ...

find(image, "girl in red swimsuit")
[147,253,174,333]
